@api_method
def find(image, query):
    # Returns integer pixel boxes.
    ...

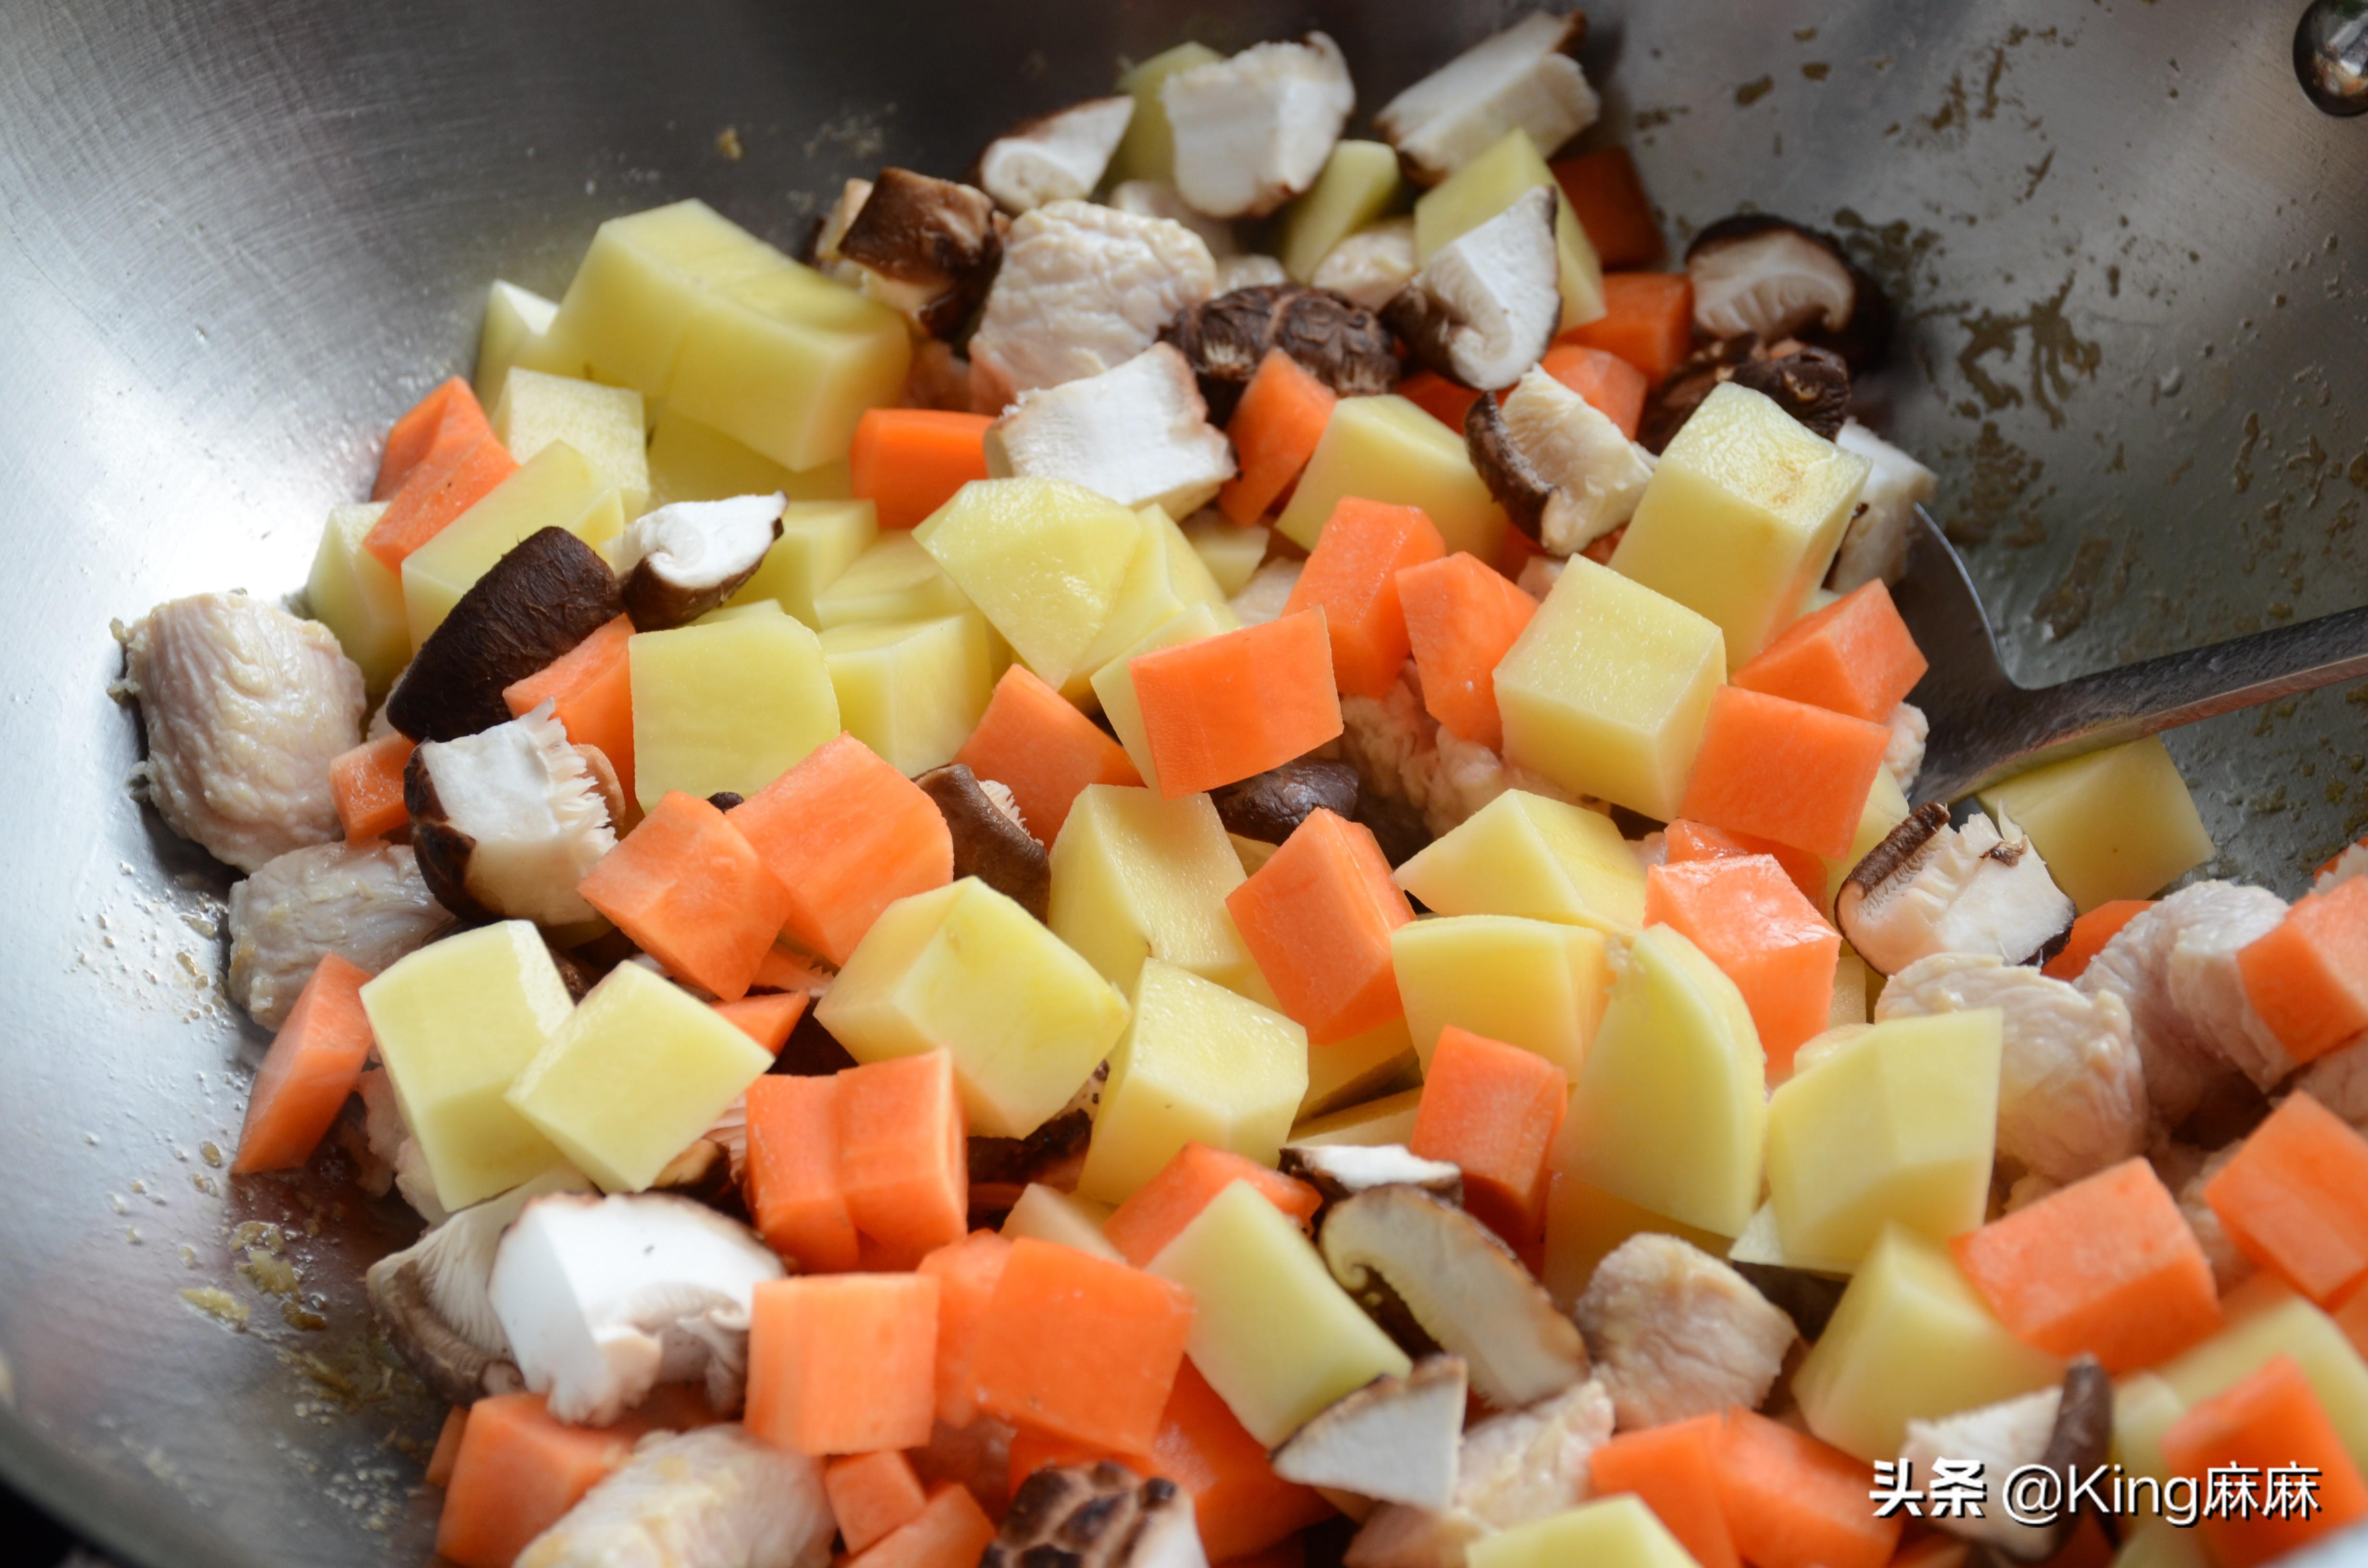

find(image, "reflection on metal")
[2297,0,2368,115]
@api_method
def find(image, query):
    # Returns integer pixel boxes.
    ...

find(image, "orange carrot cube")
[1227,809,1413,1044]
[1102,1143,1323,1268]
[970,1237,1195,1455]
[847,1482,1000,1568]
[1131,610,1344,799]
[1410,1026,1568,1246]
[1395,552,1539,750]
[1552,147,1664,270]
[837,1050,968,1265]
[2160,1355,2368,1568]
[2204,1091,2368,1305]
[2042,899,2156,981]
[1281,497,1447,700]
[1645,855,1838,1077]
[954,663,1141,844]
[434,1393,638,1568]
[578,790,795,1000]
[850,409,993,530]
[917,1229,1013,1428]
[745,1273,940,1456]
[328,733,415,843]
[1221,350,1338,525]
[1590,1413,1739,1568]
[826,1450,931,1556]
[1733,581,1929,723]
[1663,819,1827,912]
[506,614,637,802]
[712,991,808,1054]
[424,1405,468,1488]
[374,377,478,501]
[2238,877,2368,1064]
[365,386,517,570]
[1560,273,1695,387]
[1539,343,1648,440]
[1152,1361,1334,1561]
[1677,686,1893,859]
[1715,1407,1901,1568]
[231,954,376,1174]
[1396,370,1484,432]
[745,1074,859,1273]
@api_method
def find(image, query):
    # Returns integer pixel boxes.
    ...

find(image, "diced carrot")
[1590,1413,1739,1568]
[1281,498,1446,700]
[1227,809,1413,1044]
[1102,1144,1323,1268]
[1131,609,1344,799]
[2160,1355,2368,1568]
[1733,581,1929,723]
[373,378,476,501]
[1397,370,1484,431]
[970,1237,1195,1455]
[1645,856,1838,1078]
[1539,343,1648,440]
[955,663,1143,844]
[434,1392,639,1568]
[1395,552,1538,750]
[506,614,637,803]
[745,1073,859,1273]
[1664,819,1827,912]
[1560,272,1695,387]
[424,1405,468,1488]
[918,1229,1014,1428]
[2041,899,2155,981]
[827,1450,931,1555]
[1496,522,1546,583]
[838,1050,968,1264]
[2237,876,2368,1064]
[1552,147,1664,270]
[728,733,954,966]
[754,945,836,994]
[850,409,993,530]
[2203,1090,2368,1305]
[328,733,415,844]
[578,790,796,1000]
[363,398,518,571]
[1153,1360,1334,1561]
[1952,1156,2220,1371]
[1887,1531,1969,1568]
[231,954,376,1174]
[847,1482,1000,1568]
[1221,350,1339,525]
[713,991,808,1054]
[1715,1407,1902,1568]
[746,1273,940,1456]
[1677,686,1893,859]
[1409,1026,1567,1246]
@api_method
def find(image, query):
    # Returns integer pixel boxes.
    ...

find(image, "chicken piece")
[1826,421,1938,591]
[1227,559,1302,627]
[1372,11,1598,186]
[901,340,973,412]
[1884,701,1927,794]
[1339,666,1583,839]
[357,1066,447,1224]
[226,840,454,1029]
[517,1424,834,1568]
[1899,1387,2063,1558]
[1876,953,2147,1185]
[1346,1378,1615,1568]
[1217,253,1292,293]
[967,200,1217,414]
[2294,1036,2368,1132]
[1572,1235,1796,1431]
[2159,1140,2254,1293]
[1314,219,1420,312]
[1107,179,1240,259]
[122,591,367,871]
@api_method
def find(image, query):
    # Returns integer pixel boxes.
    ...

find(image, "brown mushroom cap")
[385,527,622,741]
[1638,333,1757,454]
[1160,283,1400,424]
[967,1106,1093,1215]
[1209,757,1361,845]
[1727,1260,1849,1339]
[1685,215,1891,370]
[1464,391,1557,544]
[914,763,1051,921]
[616,496,785,633]
[837,167,1008,339]
[1730,347,1853,440]
[1280,1142,1465,1213]
[984,1463,1199,1568]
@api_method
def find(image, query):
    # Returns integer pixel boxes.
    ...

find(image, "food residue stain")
[1954,272,2102,429]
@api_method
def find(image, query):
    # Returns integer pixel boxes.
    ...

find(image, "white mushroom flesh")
[1829,420,1939,591]
[1899,1387,2063,1558]
[1499,365,1656,553]
[357,1065,448,1224]
[1107,179,1240,258]
[1390,186,1563,391]
[1228,558,1303,627]
[1884,700,1929,795]
[1572,1233,1797,1431]
[1690,227,1856,340]
[1284,1143,1465,1203]
[1514,555,1564,601]
[1161,33,1356,220]
[1216,253,1293,292]
[1838,807,2076,977]
[612,493,788,593]
[1338,663,1582,838]
[1345,1378,1614,1568]
[2294,1035,2368,1134]
[979,97,1136,214]
[1373,11,1599,184]
[121,590,367,871]
[517,1423,835,1568]
[811,177,875,287]
[1313,219,1421,312]
[417,703,617,927]
[983,344,1236,517]
[488,1192,787,1427]
[1271,1356,1468,1512]
[226,839,454,1028]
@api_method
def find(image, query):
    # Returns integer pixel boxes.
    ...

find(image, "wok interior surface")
[3,0,2366,1562]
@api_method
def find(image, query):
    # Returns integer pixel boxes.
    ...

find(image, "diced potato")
[1091,602,1240,789]
[1109,42,1225,186]
[1394,791,1645,940]
[306,502,406,697]
[2113,1522,2209,1568]
[1079,960,1309,1203]
[1068,505,1230,698]
[1049,784,1256,995]
[1184,513,1271,598]
[646,406,847,512]
[813,534,975,630]
[1542,1176,1731,1314]
[2113,1371,2187,1484]
[1279,140,1403,283]
[1823,767,1912,914]
[1828,952,1872,1029]
[1557,925,1763,1237]
[1610,383,1872,666]
[1411,129,1605,331]
[1764,1011,2001,1267]
[358,921,573,1209]
[1391,914,1611,1080]
[1302,1016,1420,1121]
[915,478,1146,693]
[548,200,789,394]
[2157,1276,2368,1471]
[1468,1496,1698,1568]
[1976,737,2215,913]
[401,440,624,648]
[1276,396,1507,560]
[817,878,1131,1139]
[505,961,770,1193]
[1496,557,1725,821]
[492,369,651,520]
[1792,1224,2065,1461]
[474,280,575,406]
[820,612,996,776]
[1148,1180,1413,1445]
[1001,1182,1123,1262]
[1288,1086,1424,1148]
[727,500,879,628]
[666,261,913,474]
[1231,833,1280,876]
[628,601,839,808]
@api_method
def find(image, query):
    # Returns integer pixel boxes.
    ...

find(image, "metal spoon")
[1888,508,2368,806]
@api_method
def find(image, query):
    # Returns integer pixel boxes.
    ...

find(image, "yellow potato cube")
[401,441,624,648]
[811,533,974,630]
[1001,1183,1123,1262]
[358,921,573,1209]
[1069,505,1230,698]
[1276,395,1506,560]
[549,199,789,393]
[1824,767,1912,914]
[1393,791,1645,941]
[820,612,996,776]
[2113,1371,2186,1484]
[1280,140,1404,283]
[916,478,1147,692]
[1765,1011,2002,1266]
[1079,960,1309,1202]
[1412,129,1605,331]
[2158,1276,2368,1470]
[1610,382,1873,665]
[1793,1224,2066,1460]
[666,261,912,474]
[1289,1086,1424,1148]
[1495,556,1726,821]
[645,406,839,512]
[474,280,575,406]
[1391,914,1611,1080]
[1468,1496,1697,1568]
[1091,602,1240,789]
[727,500,879,627]
[505,961,770,1193]
[1109,42,1224,185]
[1558,924,1764,1236]
[628,602,839,808]
[1049,784,1256,994]
[1184,513,1271,598]
[306,502,406,697]
[1829,953,1872,1029]
[1977,737,2215,913]
[1302,1016,1420,1122]
[817,878,1131,1139]
[1542,1176,1731,1313]
[2115,1522,2209,1568]
[492,369,651,520]
[1725,1199,1861,1277]
[1148,1180,1413,1445]
[1232,833,1280,876]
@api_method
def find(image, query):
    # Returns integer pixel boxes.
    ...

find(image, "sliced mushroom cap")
[514,1423,833,1568]
[983,343,1237,517]
[1312,218,1421,312]
[984,1462,1205,1568]
[1373,9,1598,185]
[1160,283,1400,424]
[1162,33,1356,220]
[1638,332,1757,454]
[1465,392,1557,543]
[1726,1261,1848,1340]
[1280,1142,1464,1211]
[1686,216,1891,368]
[1320,1184,1588,1410]
[915,762,1052,921]
[1899,1358,2110,1561]
[1384,186,1563,392]
[836,168,1008,338]
[1482,365,1657,553]
[1209,757,1361,844]
[810,176,875,279]
[407,702,617,926]
[611,493,786,632]
[977,98,1137,214]
[968,1106,1094,1214]
[385,527,623,742]
[1838,804,2078,976]
[1270,1355,1468,1511]
[1729,346,1852,440]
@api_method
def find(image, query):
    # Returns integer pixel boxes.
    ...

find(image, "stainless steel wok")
[3,0,2364,1562]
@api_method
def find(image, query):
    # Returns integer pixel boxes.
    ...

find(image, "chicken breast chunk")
[227,840,454,1029]
[1347,1378,1615,1568]
[2294,1037,2368,1132]
[1572,1235,1796,1431]
[2155,1140,2254,1293]
[1876,953,2147,1185]
[1339,665,1583,838]
[1900,1387,2062,1558]
[122,591,366,871]
[517,1424,833,1568]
